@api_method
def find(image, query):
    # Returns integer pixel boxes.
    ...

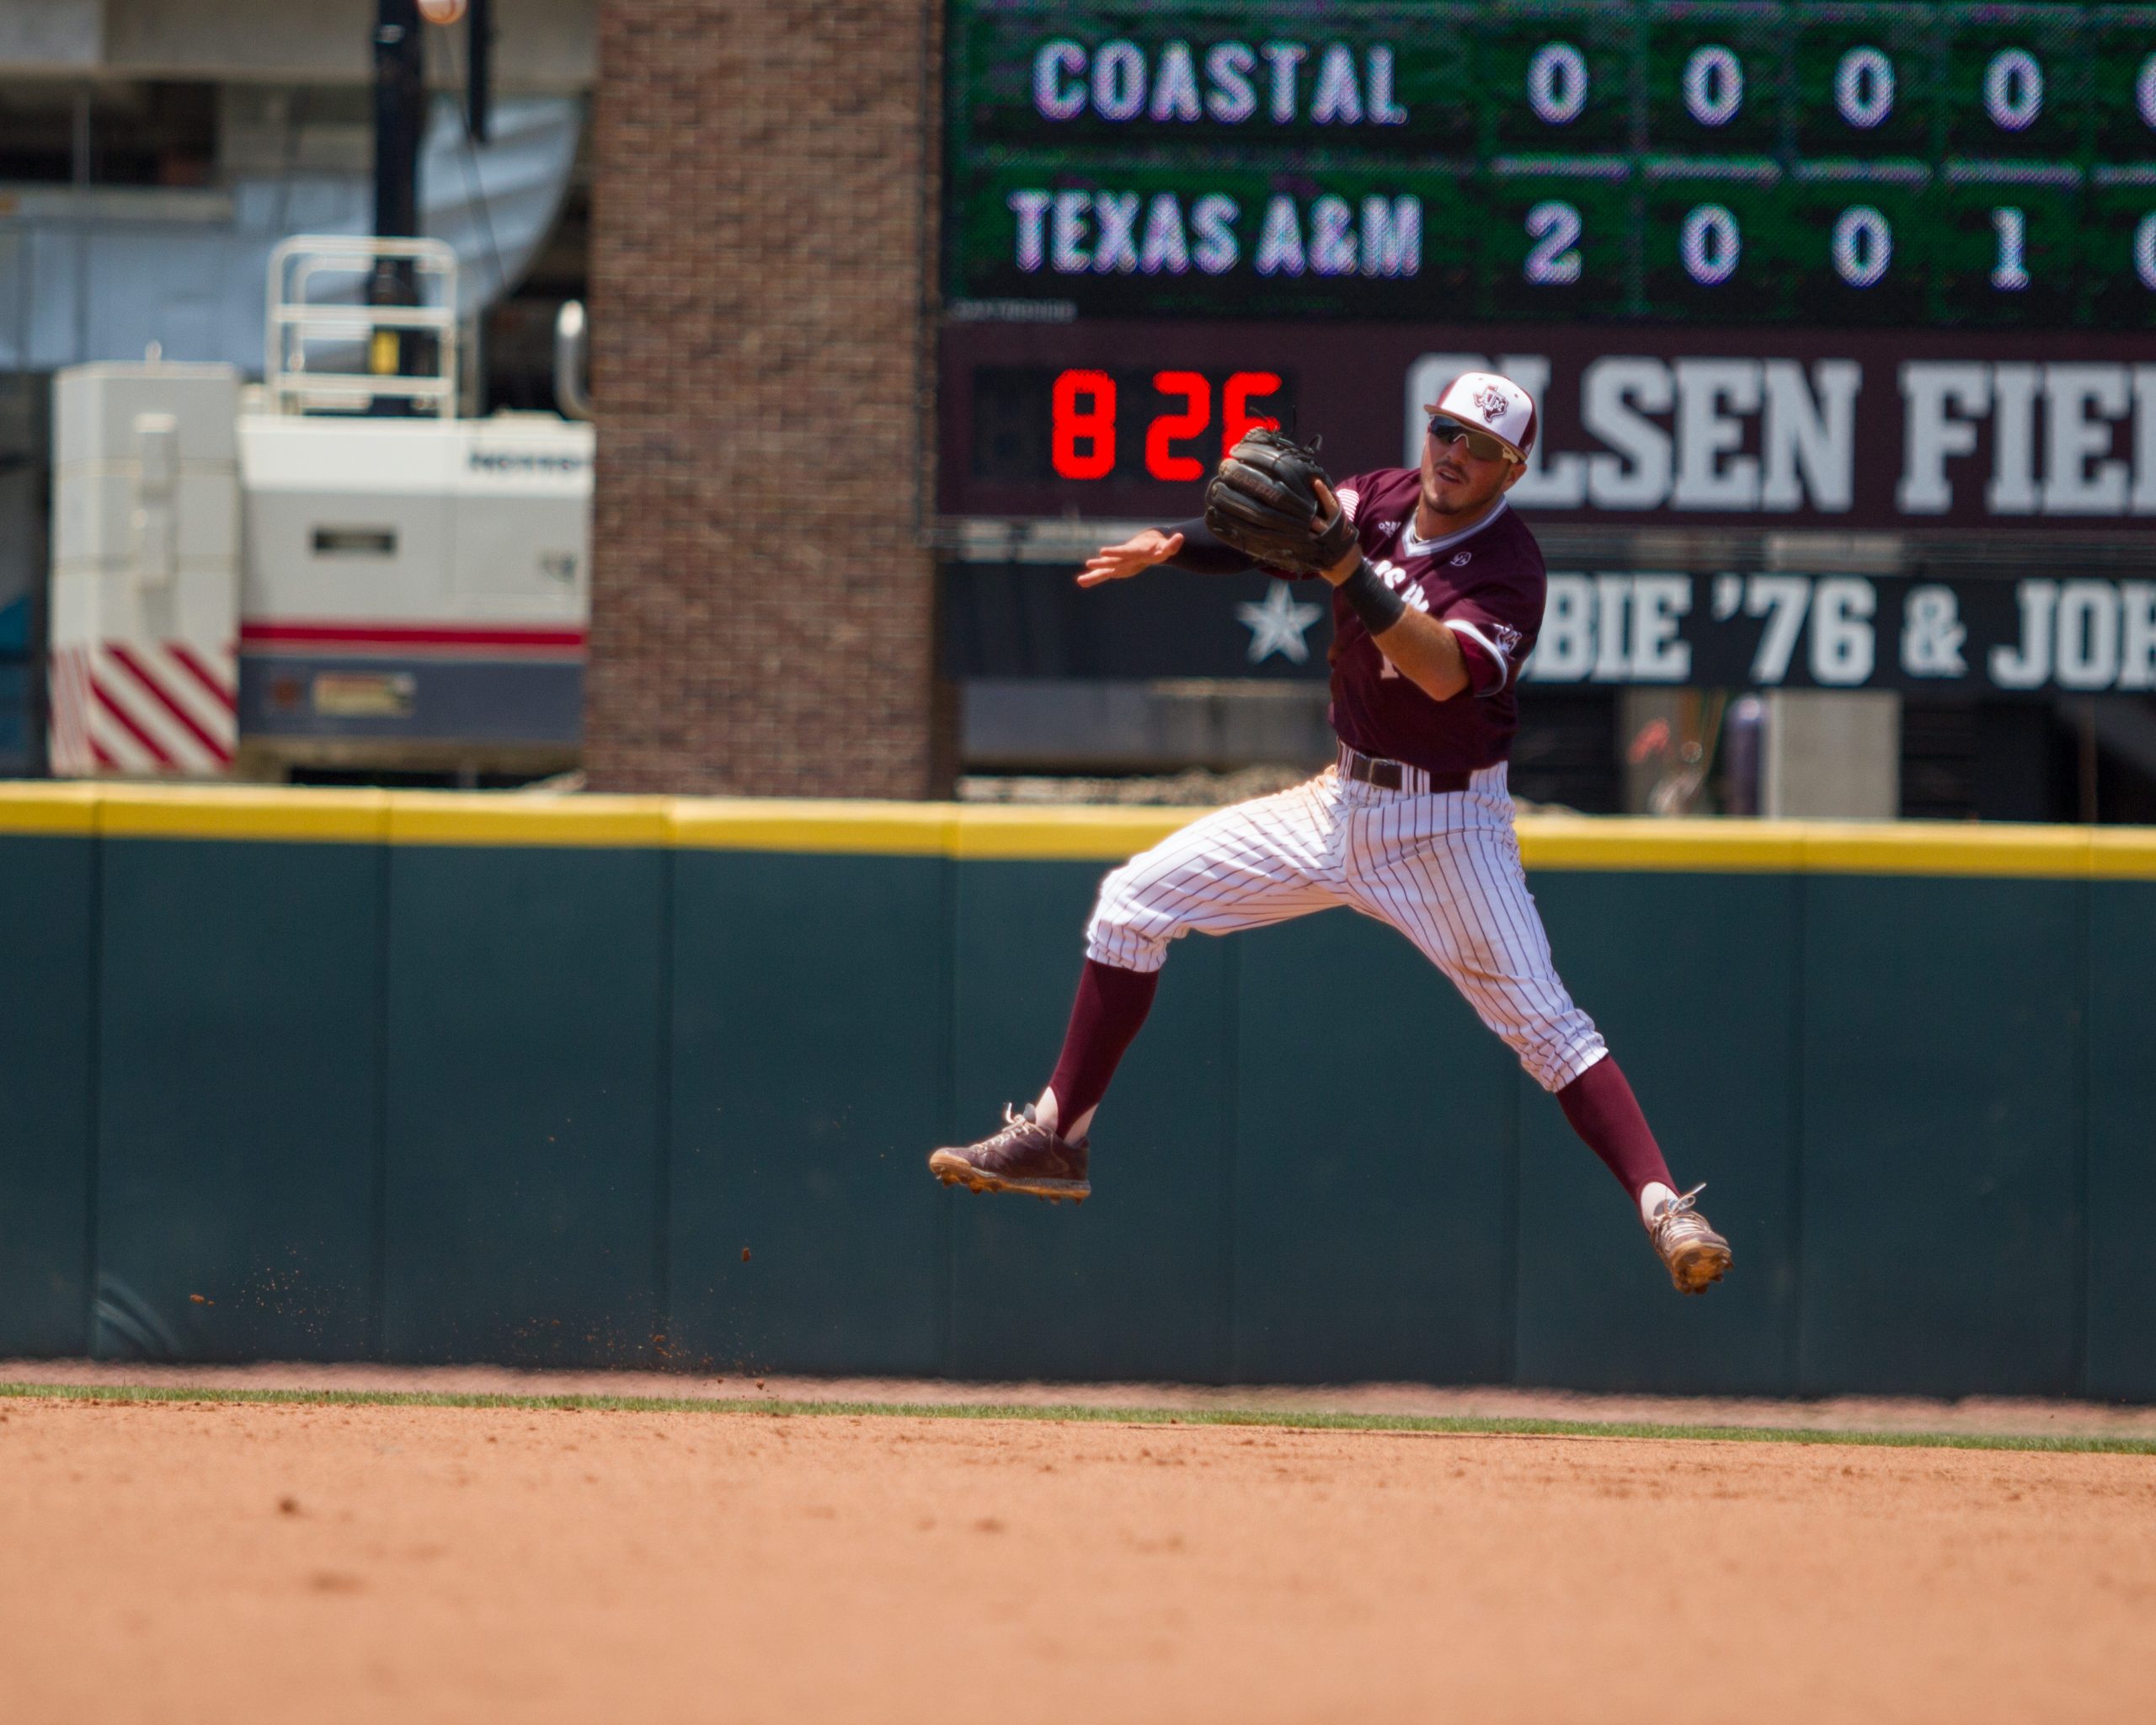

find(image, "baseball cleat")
[928,1103,1091,1202]
[1648,1183,1732,1295]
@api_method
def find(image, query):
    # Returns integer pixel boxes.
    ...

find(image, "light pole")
[367,0,426,398]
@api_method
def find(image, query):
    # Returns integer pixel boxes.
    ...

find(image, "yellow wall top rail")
[1,782,2151,879]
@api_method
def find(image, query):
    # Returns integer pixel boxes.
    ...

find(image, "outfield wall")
[1,785,2150,1401]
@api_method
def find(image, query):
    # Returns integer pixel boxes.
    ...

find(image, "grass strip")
[3,1379,2153,1457]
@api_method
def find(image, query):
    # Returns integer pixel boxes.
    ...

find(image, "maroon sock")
[1043,959,1160,1140]
[1556,1055,1675,1202]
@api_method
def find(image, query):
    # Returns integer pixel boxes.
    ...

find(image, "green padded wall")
[382,846,666,1366]
[6,793,2150,1403]
[93,839,382,1362]
[947,858,1236,1382]
[1232,911,1516,1385]
[2085,879,2156,1401]
[0,836,95,1356]
[668,851,949,1375]
[1798,876,2084,1397]
[1514,872,1802,1395]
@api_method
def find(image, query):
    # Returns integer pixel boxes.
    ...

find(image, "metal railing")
[264,235,460,418]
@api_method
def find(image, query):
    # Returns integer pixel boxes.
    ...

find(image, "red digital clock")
[1046,368,1289,481]
[968,364,1299,490]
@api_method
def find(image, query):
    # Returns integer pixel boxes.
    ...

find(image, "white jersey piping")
[1398,496,1510,560]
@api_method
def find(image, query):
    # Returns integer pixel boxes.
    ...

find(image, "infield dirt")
[3,1393,2150,1724]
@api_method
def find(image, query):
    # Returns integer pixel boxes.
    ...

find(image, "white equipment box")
[48,360,243,777]
[48,236,595,782]
[235,407,590,771]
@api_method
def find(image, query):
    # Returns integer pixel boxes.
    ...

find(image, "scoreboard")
[945,1,2156,327]
[942,4,2156,531]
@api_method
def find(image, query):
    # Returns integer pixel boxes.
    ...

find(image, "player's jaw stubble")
[1416,445,1520,539]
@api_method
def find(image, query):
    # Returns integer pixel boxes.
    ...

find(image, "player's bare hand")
[1078,529,1183,587]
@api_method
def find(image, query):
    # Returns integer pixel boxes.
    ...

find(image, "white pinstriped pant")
[1086,756,1608,1093]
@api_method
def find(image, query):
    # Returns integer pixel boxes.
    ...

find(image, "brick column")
[585,2,942,795]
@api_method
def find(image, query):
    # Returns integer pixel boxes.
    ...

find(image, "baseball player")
[930,371,1732,1295]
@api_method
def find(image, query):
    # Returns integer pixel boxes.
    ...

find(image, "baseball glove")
[1203,428,1358,577]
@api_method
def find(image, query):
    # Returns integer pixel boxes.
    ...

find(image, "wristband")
[1337,557,1408,636]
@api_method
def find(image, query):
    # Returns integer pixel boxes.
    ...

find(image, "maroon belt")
[1337,745,1474,795]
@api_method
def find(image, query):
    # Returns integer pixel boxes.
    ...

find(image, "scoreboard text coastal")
[946,2,2156,326]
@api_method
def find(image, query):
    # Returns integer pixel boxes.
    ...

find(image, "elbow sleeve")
[1162,517,1260,576]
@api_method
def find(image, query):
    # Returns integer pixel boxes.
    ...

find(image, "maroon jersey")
[1303,467,1545,776]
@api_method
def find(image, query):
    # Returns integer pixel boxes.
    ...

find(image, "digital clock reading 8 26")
[970,367,1297,486]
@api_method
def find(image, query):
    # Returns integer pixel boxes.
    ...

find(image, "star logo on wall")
[1235,583,1324,665]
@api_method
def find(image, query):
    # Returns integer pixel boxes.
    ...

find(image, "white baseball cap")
[1422,371,1538,462]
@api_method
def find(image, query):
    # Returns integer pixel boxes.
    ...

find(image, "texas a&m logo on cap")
[1429,371,1538,463]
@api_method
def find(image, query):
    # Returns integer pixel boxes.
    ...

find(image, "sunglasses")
[1426,416,1518,463]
